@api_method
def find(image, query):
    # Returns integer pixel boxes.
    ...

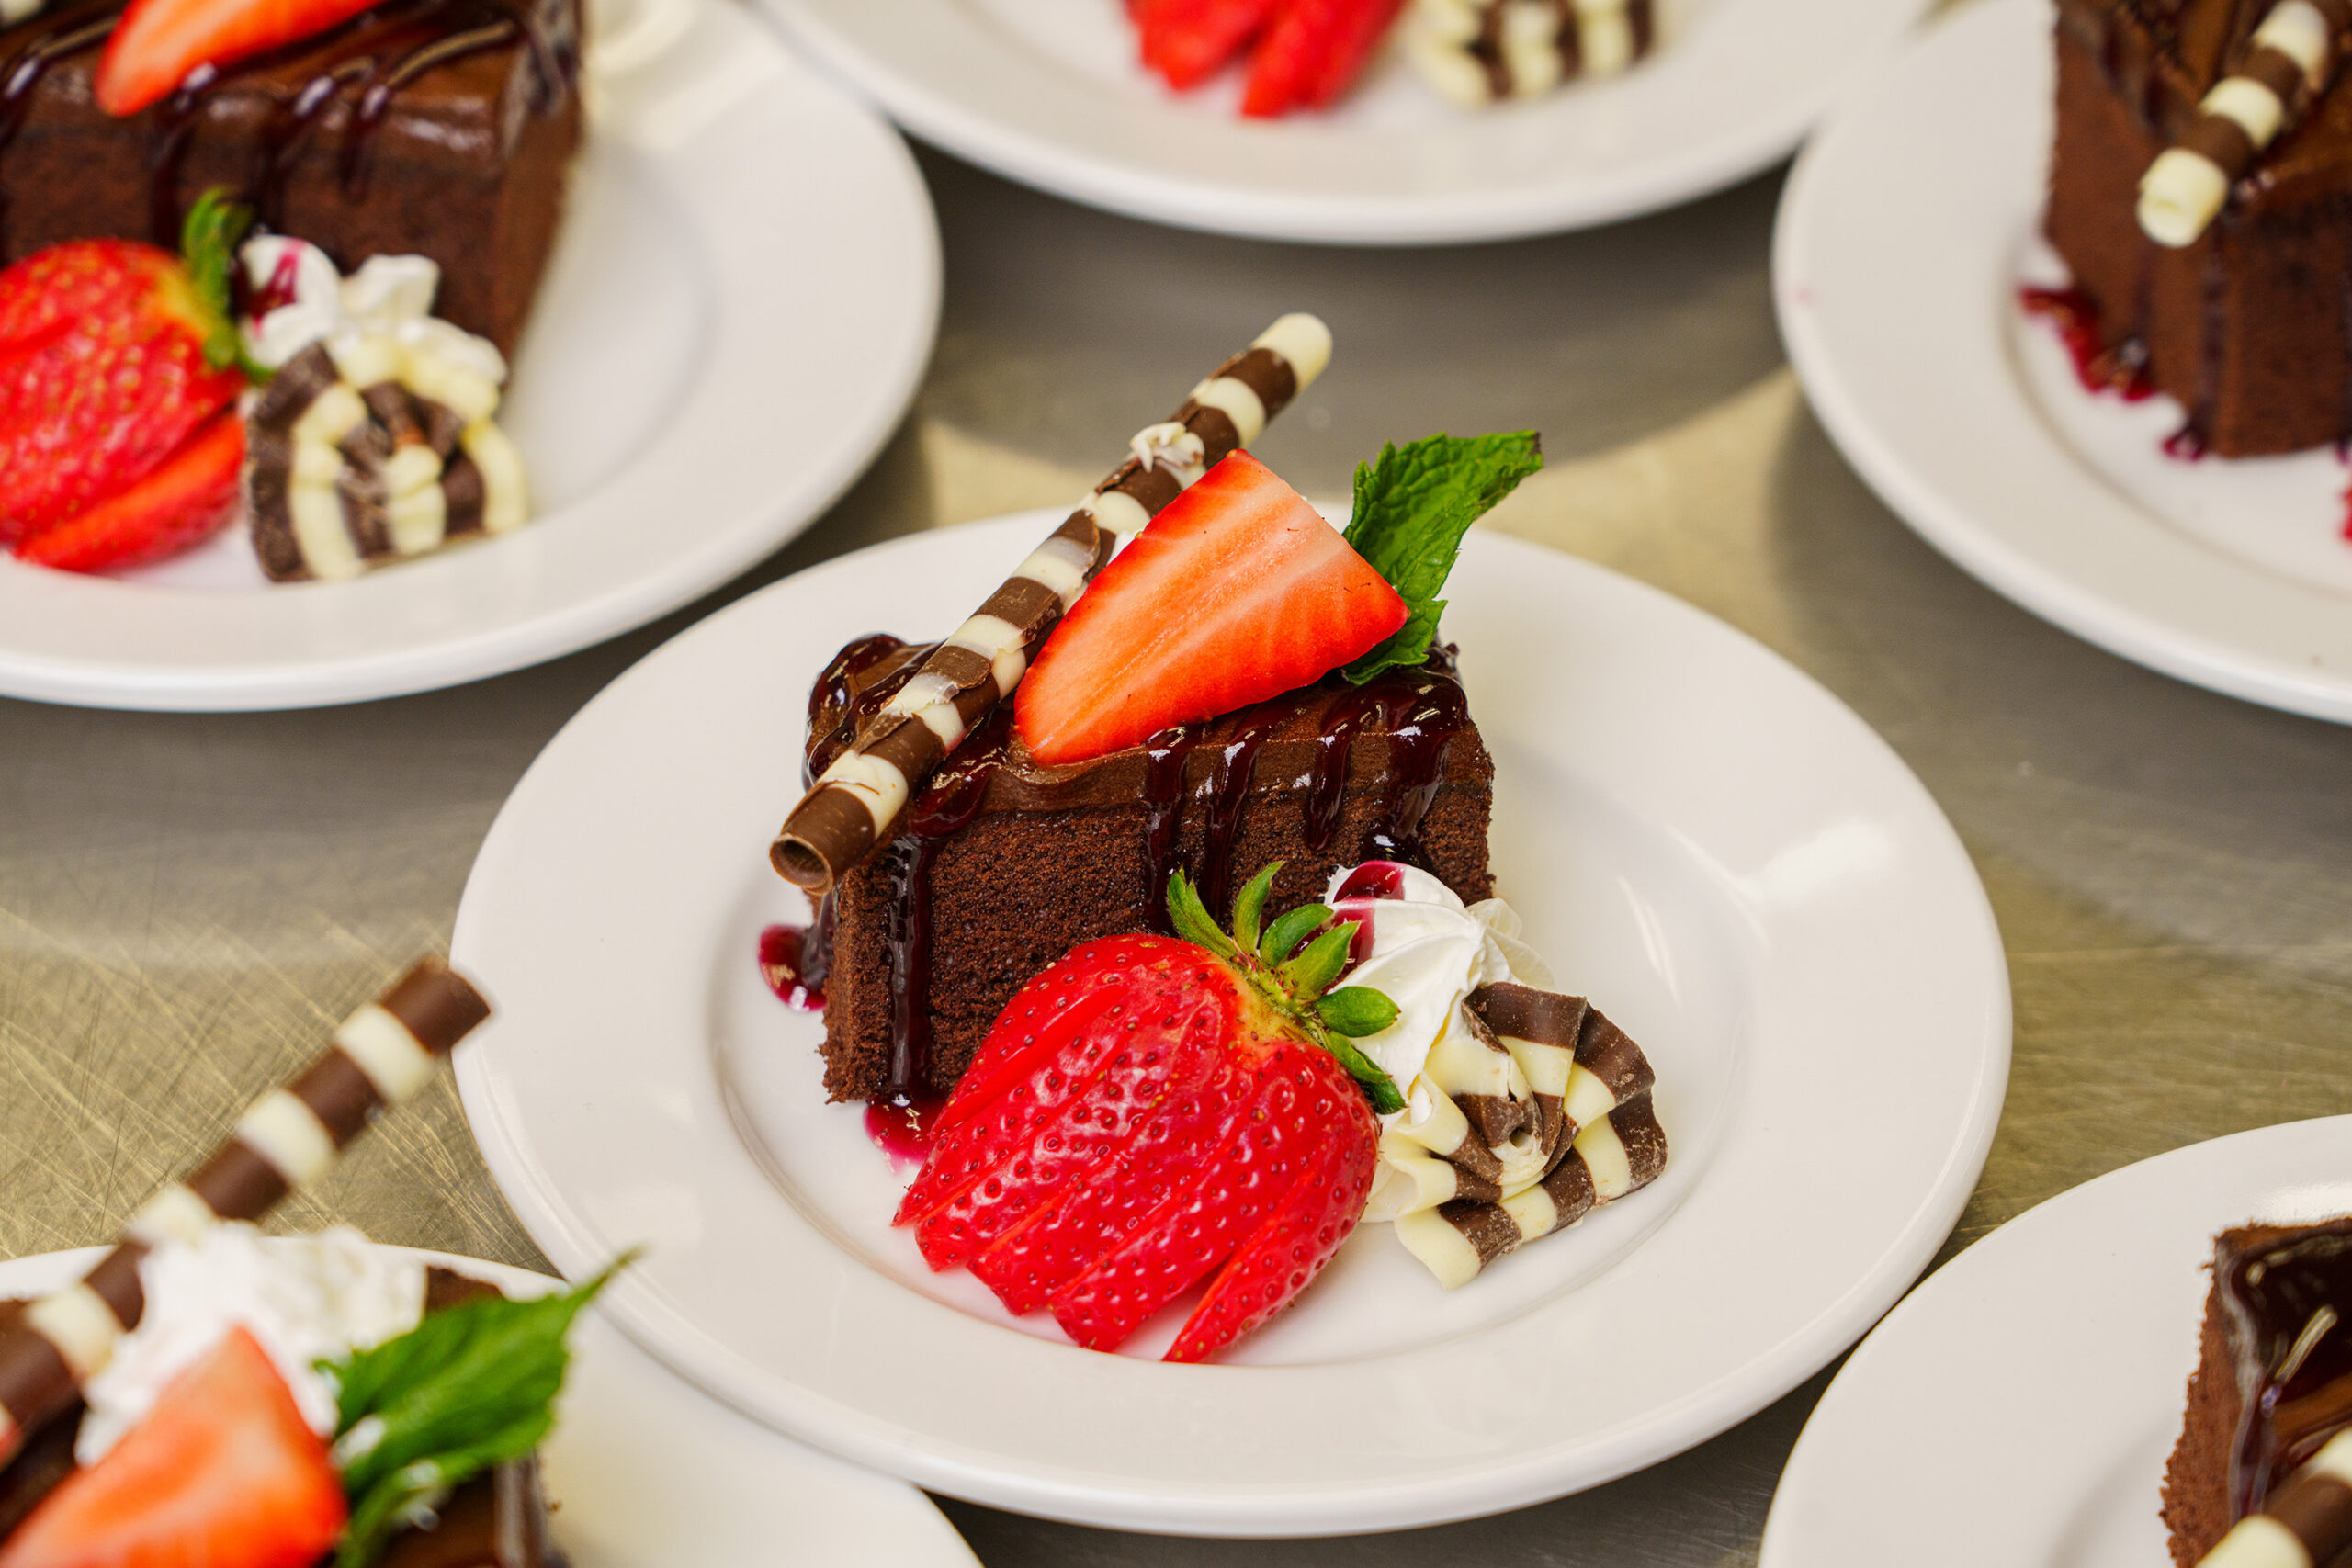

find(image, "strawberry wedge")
[1015,450,1407,766]
[1242,0,1407,117]
[96,0,381,116]
[1136,0,1281,88]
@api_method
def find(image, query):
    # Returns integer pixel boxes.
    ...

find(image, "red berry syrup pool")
[865,1093,945,1171]
[758,923,826,1011]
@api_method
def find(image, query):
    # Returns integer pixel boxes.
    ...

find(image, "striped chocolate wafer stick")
[1406,0,1648,105]
[0,957,490,1465]
[769,312,1334,897]
[2197,1430,2352,1567]
[1391,990,1666,1289]
[2139,0,2352,246]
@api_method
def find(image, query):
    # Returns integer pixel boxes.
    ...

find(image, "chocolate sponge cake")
[803,633,1495,1104]
[2162,1217,2352,1564]
[2048,0,2352,455]
[0,0,582,355]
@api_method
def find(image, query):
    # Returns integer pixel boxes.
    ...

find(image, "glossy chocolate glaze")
[2220,1218,2352,1515]
[0,0,578,250]
[800,635,1478,1098]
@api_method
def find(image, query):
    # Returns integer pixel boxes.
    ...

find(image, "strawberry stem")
[1163,866,1406,1115]
[179,187,264,380]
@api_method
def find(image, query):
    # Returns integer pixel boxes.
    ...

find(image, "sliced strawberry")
[17,412,243,573]
[1136,0,1280,88]
[0,242,243,547]
[1046,1043,1369,1353]
[1241,0,1404,116]
[1168,1051,1377,1361]
[0,1325,345,1568]
[1015,451,1407,766]
[96,0,380,116]
[968,1053,1251,1314]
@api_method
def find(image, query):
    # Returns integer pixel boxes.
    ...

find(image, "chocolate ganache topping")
[800,635,1478,1101]
[2221,1218,2352,1517]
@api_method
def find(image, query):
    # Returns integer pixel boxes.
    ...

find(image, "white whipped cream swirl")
[76,1224,425,1464]
[238,237,507,421]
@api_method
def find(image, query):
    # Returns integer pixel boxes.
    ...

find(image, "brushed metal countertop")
[5,146,2350,1564]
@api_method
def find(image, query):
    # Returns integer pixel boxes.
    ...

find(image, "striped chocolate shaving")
[2198,1430,2352,1566]
[0,957,490,1466]
[2139,0,2352,246]
[770,313,1333,897]
[1404,0,1650,107]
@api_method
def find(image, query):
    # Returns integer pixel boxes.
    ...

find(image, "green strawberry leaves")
[178,188,260,379]
[1164,864,1405,1115]
[1342,431,1544,683]
[322,1255,633,1568]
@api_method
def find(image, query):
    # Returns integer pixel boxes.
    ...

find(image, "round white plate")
[756,0,1934,243]
[1758,1116,2352,1567]
[1776,0,2352,724]
[0,0,938,712]
[451,511,2009,1535]
[0,1245,976,1568]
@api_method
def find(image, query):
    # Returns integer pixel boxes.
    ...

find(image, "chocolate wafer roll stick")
[2139,0,2352,245]
[770,312,1334,897]
[0,957,490,1465]
[2197,1430,2352,1567]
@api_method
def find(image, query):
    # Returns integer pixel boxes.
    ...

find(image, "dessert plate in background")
[754,0,1933,243]
[1758,1116,2352,1568]
[1777,0,2352,724]
[0,0,938,713]
[0,1245,977,1568]
[451,512,2009,1535]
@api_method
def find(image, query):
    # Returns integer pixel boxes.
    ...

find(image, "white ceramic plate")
[1777,0,2352,724]
[1758,1116,2352,1567]
[755,0,1933,243]
[0,0,938,712]
[451,511,2008,1533]
[0,1244,976,1568]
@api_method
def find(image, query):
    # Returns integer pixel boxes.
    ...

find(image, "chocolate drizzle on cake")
[2222,1224,2352,1514]
[799,636,1480,1101]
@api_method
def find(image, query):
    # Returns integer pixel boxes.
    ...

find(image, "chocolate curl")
[1390,987,1666,1290]
[1405,0,1646,107]
[769,312,1334,897]
[0,957,490,1465]
[2196,1431,2352,1567]
[2139,0,2352,246]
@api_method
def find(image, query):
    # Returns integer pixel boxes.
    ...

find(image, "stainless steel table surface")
[6,144,2352,1565]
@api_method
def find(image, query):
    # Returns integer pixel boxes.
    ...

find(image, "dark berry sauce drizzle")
[0,0,578,252]
[782,637,1473,1110]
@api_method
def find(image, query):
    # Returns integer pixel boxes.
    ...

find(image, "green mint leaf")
[1259,904,1330,964]
[177,187,258,379]
[1317,986,1399,1038]
[325,1255,631,1568]
[1277,922,1354,1000]
[1164,870,1237,959]
[1229,861,1281,952]
[1341,432,1543,683]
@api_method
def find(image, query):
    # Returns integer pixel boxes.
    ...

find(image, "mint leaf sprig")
[322,1253,635,1568]
[1166,863,1405,1114]
[1341,431,1544,684]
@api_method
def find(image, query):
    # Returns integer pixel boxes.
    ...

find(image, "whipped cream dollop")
[1325,862,1556,1221]
[76,1224,425,1464]
[239,237,508,417]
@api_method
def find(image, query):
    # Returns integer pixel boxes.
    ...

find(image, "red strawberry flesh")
[17,410,243,573]
[96,0,382,116]
[1014,450,1406,766]
[1136,0,1281,87]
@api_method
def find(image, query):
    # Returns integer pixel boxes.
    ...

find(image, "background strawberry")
[898,863,1403,1362]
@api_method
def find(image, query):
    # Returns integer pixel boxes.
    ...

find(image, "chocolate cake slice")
[2047,0,2352,456]
[2162,1217,2352,1564]
[802,633,1495,1104]
[0,0,582,355]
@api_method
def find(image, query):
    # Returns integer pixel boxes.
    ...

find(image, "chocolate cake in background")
[2162,1216,2352,1564]
[0,0,582,355]
[804,634,1496,1104]
[2048,0,2352,456]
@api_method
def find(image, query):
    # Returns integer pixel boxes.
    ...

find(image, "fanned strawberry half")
[1242,0,1408,117]
[1016,450,1407,766]
[0,1326,345,1568]
[899,862,1406,1361]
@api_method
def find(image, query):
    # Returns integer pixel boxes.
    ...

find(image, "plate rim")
[1773,0,2352,725]
[0,0,941,714]
[451,511,2011,1534]
[754,0,1934,243]
[1755,1114,2352,1567]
